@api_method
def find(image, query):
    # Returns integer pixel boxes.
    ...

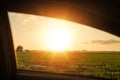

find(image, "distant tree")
[24,49,31,52]
[16,45,23,53]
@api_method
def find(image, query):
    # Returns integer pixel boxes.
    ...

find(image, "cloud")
[90,39,120,44]
[82,39,120,45]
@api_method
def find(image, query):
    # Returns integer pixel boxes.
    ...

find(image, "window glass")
[8,12,120,79]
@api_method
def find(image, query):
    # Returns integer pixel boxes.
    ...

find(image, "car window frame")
[1,0,119,80]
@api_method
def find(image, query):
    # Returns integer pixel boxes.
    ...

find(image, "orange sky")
[8,12,120,51]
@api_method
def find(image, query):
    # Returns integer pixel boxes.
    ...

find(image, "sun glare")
[44,22,72,51]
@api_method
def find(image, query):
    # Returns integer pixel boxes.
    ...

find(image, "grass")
[16,51,120,79]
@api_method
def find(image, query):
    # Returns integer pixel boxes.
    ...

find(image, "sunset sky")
[8,12,120,51]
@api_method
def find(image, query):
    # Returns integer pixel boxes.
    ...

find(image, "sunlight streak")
[51,51,70,62]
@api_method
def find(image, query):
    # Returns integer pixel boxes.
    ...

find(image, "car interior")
[0,0,120,80]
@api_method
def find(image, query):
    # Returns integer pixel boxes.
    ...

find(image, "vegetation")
[16,51,120,79]
[16,45,23,53]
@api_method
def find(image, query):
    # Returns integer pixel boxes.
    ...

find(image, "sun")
[45,27,72,51]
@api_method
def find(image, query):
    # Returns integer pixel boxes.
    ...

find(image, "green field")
[17,51,120,79]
